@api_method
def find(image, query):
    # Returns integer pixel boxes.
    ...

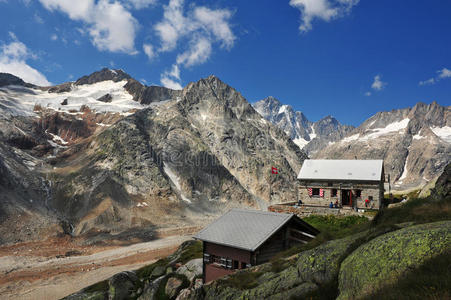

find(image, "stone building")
[297,160,386,210]
[194,208,319,283]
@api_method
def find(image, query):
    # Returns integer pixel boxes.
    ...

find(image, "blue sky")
[0,0,450,126]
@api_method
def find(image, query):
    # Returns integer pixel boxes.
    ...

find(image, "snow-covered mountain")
[253,96,354,155]
[315,101,450,190]
[0,70,306,244]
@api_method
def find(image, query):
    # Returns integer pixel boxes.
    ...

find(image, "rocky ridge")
[253,96,354,155]
[255,96,450,190]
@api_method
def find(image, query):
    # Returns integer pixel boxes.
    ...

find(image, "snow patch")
[363,118,410,140]
[293,137,309,149]
[163,162,192,203]
[398,156,409,183]
[46,130,68,145]
[341,134,360,143]
[412,134,424,140]
[278,105,288,114]
[309,125,317,139]
[136,202,149,207]
[0,80,146,116]
[431,126,451,143]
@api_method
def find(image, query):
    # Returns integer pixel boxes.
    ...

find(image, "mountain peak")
[75,68,132,86]
[0,72,26,87]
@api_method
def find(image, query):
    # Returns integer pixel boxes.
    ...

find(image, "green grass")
[135,257,171,279]
[177,240,202,264]
[303,215,369,238]
[372,196,451,228]
[217,271,264,290]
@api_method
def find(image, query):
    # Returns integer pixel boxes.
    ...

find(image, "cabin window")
[355,190,362,198]
[312,188,320,196]
[327,182,332,187]
[369,196,373,201]
[241,262,247,269]
[331,189,338,197]
[219,258,227,267]
[226,259,233,269]
[203,253,210,263]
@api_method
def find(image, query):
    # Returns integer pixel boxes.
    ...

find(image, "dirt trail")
[0,235,192,300]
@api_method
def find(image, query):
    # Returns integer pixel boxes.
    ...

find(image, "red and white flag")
[271,167,278,174]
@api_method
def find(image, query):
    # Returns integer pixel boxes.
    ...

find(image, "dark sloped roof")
[194,208,316,251]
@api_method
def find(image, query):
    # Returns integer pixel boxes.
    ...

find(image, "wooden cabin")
[297,159,386,210]
[194,208,319,283]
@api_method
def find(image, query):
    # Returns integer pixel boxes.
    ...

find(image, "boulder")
[165,277,184,299]
[151,266,166,278]
[175,288,191,300]
[138,275,165,300]
[108,271,139,300]
[176,258,202,282]
[338,221,451,299]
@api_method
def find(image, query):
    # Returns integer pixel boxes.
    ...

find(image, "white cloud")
[365,91,371,97]
[39,0,138,53]
[419,78,435,86]
[438,67,451,79]
[51,34,58,41]
[176,36,212,67]
[419,67,451,86]
[153,0,235,87]
[160,77,183,90]
[0,34,51,86]
[123,0,156,10]
[34,13,44,24]
[371,75,386,91]
[143,43,156,60]
[160,64,182,90]
[289,0,359,32]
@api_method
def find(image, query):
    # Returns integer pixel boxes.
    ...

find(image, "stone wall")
[268,203,371,218]
[297,180,383,210]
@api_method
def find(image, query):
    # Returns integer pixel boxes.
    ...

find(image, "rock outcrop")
[338,221,451,299]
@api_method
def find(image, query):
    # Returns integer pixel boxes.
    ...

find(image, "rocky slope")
[253,96,354,155]
[315,101,450,190]
[256,97,450,191]
[0,70,306,244]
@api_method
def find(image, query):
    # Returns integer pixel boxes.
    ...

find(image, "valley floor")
[0,228,200,300]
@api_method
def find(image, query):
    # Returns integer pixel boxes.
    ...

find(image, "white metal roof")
[194,208,294,251]
[297,159,384,182]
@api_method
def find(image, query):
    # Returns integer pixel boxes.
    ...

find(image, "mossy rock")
[338,221,451,300]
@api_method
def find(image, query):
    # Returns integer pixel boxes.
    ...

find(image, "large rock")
[176,258,202,282]
[108,271,139,300]
[165,277,184,299]
[338,221,451,299]
[138,275,165,300]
